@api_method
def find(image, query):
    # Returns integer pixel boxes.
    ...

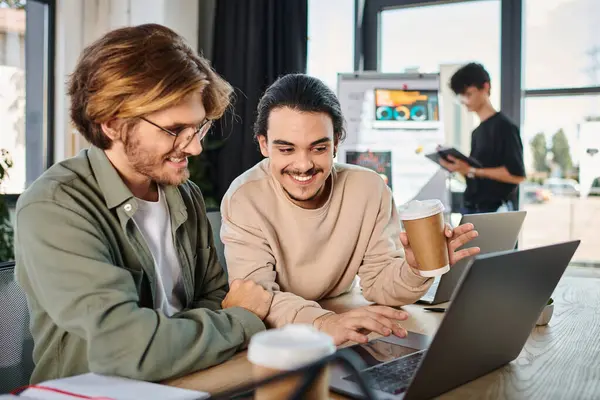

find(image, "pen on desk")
[424,307,446,313]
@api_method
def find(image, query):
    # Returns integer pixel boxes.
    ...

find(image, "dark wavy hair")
[253,74,346,144]
[450,62,491,95]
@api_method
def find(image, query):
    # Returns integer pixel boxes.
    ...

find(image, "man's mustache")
[282,167,323,176]
[164,151,190,159]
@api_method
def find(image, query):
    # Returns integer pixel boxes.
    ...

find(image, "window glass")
[0,0,26,193]
[307,0,355,92]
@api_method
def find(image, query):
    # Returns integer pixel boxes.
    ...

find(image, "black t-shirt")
[464,112,525,209]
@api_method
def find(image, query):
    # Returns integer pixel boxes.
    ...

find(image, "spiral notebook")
[7,373,209,400]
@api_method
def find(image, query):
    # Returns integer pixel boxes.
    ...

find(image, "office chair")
[0,261,35,394]
[206,210,227,277]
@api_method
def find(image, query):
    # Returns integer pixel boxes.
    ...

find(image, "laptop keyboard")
[344,350,425,395]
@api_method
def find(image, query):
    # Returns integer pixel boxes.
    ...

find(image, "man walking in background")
[441,62,526,213]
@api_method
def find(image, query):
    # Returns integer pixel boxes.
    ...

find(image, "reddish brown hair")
[68,23,233,149]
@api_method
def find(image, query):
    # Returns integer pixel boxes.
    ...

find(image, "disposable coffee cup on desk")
[247,324,336,400]
[398,199,450,277]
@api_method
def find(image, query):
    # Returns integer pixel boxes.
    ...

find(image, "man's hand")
[439,155,471,176]
[221,279,274,320]
[400,223,481,268]
[314,306,409,345]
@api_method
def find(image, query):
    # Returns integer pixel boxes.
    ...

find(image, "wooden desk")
[165,267,600,399]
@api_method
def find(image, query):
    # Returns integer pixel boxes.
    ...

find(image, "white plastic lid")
[398,199,444,221]
[247,324,336,371]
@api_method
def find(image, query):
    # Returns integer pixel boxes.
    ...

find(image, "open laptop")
[329,240,580,399]
[419,210,527,305]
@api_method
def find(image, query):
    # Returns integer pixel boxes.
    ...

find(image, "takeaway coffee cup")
[398,199,450,277]
[247,324,336,400]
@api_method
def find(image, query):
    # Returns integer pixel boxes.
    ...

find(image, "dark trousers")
[462,200,514,215]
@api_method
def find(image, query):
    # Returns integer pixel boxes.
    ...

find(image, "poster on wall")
[373,88,440,129]
[346,150,393,189]
[336,72,450,209]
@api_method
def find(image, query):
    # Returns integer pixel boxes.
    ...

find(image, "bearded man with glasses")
[14,24,271,384]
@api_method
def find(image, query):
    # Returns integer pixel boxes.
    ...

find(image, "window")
[520,95,600,264]
[379,0,501,109]
[0,0,25,194]
[524,0,600,90]
[521,0,600,265]
[306,0,355,92]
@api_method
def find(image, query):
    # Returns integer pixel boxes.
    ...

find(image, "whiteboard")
[336,72,450,211]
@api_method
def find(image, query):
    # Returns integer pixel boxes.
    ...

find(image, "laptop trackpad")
[340,339,425,396]
[343,339,420,368]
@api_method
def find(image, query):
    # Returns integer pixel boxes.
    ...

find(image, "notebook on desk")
[10,373,208,400]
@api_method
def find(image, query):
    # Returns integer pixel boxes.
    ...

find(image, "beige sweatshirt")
[220,159,433,328]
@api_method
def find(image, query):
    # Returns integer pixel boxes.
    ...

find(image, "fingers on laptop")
[366,305,409,322]
[368,306,409,337]
[343,328,370,344]
[364,313,398,336]
[355,307,408,338]
[349,317,392,337]
[346,318,406,342]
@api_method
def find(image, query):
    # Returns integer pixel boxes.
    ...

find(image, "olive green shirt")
[14,146,265,384]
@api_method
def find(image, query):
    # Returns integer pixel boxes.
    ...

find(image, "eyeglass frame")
[139,116,212,150]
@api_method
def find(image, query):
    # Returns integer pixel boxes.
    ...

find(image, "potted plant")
[536,297,554,326]
[188,133,228,210]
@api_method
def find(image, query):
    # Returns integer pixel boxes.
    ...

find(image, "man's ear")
[258,134,269,158]
[100,119,122,142]
[333,138,339,158]
[483,82,491,96]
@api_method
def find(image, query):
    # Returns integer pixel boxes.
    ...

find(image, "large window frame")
[24,0,55,188]
[357,0,522,132]
[358,0,600,264]
[358,0,600,136]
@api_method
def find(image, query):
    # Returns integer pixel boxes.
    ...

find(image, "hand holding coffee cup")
[248,325,336,400]
[398,200,480,276]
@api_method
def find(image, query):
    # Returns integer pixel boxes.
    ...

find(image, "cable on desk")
[208,348,377,400]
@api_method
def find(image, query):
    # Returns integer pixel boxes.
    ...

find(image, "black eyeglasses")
[140,116,212,150]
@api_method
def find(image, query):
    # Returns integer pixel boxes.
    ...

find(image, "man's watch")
[467,167,477,179]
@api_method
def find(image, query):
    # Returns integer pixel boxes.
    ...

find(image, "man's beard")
[123,133,189,186]
[282,166,327,203]
[283,186,323,203]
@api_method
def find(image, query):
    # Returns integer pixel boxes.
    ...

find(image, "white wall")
[439,64,476,154]
[53,0,201,162]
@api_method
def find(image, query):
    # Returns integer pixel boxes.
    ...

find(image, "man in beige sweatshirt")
[221,74,480,345]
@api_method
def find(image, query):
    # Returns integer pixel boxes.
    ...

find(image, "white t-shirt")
[132,187,184,316]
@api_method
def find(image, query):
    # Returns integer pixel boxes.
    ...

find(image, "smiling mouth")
[166,156,188,168]
[288,173,317,185]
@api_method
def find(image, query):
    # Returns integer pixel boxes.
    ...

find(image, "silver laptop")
[329,240,580,399]
[419,210,527,305]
